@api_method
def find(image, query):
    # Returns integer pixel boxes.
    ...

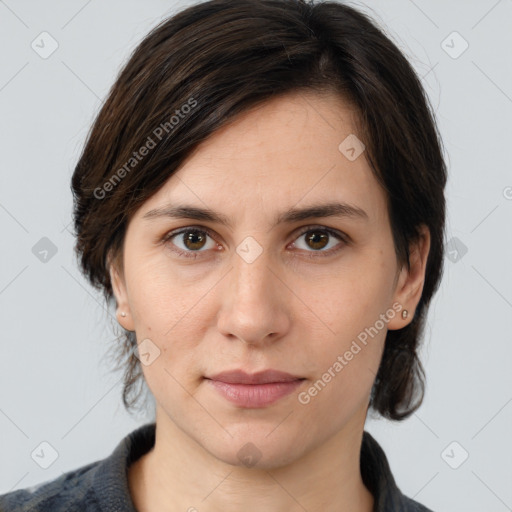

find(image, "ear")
[108,251,135,331]
[387,224,431,330]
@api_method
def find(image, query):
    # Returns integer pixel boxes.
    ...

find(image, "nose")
[216,246,291,346]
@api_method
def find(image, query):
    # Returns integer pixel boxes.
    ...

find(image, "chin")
[202,430,307,470]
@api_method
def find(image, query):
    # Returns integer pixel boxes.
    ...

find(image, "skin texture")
[110,90,430,512]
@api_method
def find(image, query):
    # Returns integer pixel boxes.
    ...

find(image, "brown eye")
[304,231,329,250]
[292,226,347,257]
[162,227,217,258]
[181,230,208,250]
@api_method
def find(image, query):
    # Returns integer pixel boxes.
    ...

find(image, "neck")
[128,407,374,512]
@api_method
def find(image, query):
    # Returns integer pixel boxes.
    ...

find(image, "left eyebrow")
[142,201,369,229]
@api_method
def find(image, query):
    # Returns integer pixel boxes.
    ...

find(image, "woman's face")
[111,90,429,468]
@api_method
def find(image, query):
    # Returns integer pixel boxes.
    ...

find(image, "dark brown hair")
[71,0,447,420]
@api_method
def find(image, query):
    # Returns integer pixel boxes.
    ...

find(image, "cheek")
[298,321,386,424]
[296,252,393,398]
[302,257,395,341]
[125,255,206,333]
[124,260,219,377]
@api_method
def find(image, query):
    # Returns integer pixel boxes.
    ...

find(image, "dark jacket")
[0,423,433,511]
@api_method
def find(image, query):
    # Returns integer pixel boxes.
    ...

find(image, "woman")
[0,0,445,510]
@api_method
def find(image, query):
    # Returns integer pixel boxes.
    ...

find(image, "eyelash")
[161,225,348,260]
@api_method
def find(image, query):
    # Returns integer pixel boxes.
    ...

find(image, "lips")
[204,369,306,407]
[205,369,304,385]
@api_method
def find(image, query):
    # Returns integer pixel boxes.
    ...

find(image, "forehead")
[135,91,386,226]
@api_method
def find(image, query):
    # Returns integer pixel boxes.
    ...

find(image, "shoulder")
[401,494,435,511]
[0,422,155,512]
[0,460,101,512]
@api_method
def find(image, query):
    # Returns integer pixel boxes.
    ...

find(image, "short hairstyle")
[71,0,447,421]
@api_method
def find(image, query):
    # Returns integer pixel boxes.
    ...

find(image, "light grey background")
[1,1,511,511]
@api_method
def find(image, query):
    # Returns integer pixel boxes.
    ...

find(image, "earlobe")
[387,225,431,330]
[108,254,135,331]
[116,309,135,331]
